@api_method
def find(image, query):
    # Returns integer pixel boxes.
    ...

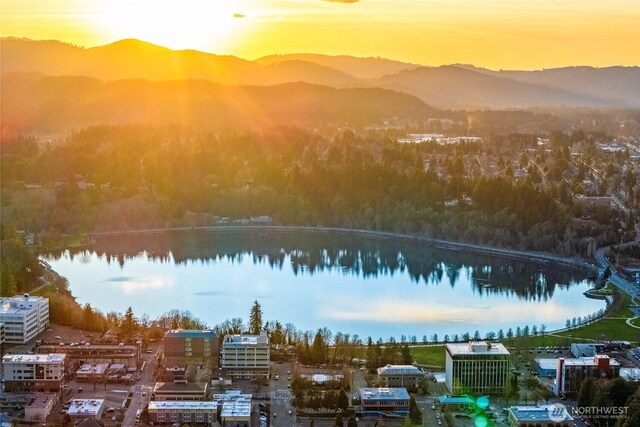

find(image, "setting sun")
[98,0,245,52]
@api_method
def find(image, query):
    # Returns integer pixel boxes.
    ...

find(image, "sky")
[1,0,639,69]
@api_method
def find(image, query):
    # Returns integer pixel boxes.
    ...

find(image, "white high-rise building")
[221,332,270,379]
[445,341,511,395]
[0,294,49,344]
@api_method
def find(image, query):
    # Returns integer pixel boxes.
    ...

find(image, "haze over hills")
[1,72,431,135]
[2,37,639,111]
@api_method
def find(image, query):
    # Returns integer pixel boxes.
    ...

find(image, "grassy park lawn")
[411,345,446,368]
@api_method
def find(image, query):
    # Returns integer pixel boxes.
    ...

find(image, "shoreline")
[63,224,599,274]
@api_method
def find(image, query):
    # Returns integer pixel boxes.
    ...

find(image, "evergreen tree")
[334,412,344,427]
[577,377,595,408]
[249,300,263,334]
[401,343,412,365]
[409,395,423,424]
[338,388,349,411]
[347,415,358,427]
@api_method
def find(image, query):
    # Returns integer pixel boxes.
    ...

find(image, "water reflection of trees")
[43,230,591,301]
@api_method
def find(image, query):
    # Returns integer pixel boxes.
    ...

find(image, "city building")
[152,380,209,401]
[535,358,558,377]
[445,341,510,395]
[0,294,49,344]
[359,387,410,416]
[556,355,621,396]
[570,343,605,358]
[377,364,424,387]
[66,399,105,421]
[24,393,56,422]
[214,391,253,425]
[36,342,140,370]
[221,332,270,379]
[507,405,573,426]
[0,322,5,356]
[147,401,218,425]
[2,353,66,392]
[163,329,219,368]
[75,363,109,382]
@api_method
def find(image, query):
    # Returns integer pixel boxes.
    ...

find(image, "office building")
[556,355,621,396]
[445,341,510,395]
[377,364,423,387]
[24,393,56,422]
[221,332,270,379]
[147,401,218,425]
[507,405,573,426]
[163,329,218,368]
[2,353,66,392]
[359,387,410,416]
[0,294,49,344]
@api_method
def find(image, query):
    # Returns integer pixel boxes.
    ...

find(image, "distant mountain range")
[1,72,430,134]
[2,37,639,115]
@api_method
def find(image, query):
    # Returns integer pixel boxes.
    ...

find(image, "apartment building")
[2,353,66,392]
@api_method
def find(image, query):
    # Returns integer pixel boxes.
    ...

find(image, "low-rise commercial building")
[66,399,104,421]
[163,329,219,368]
[221,332,270,379]
[214,391,253,425]
[377,364,423,387]
[76,363,109,382]
[147,401,218,425]
[2,353,66,392]
[152,380,209,401]
[445,341,510,395]
[507,405,573,427]
[359,387,410,416]
[24,393,56,422]
[0,294,49,344]
[36,343,140,369]
[570,343,605,358]
[556,355,620,396]
[535,358,558,377]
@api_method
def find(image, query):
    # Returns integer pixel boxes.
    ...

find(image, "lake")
[43,229,604,341]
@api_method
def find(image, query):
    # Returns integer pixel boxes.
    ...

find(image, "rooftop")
[222,333,269,346]
[2,353,66,364]
[26,393,56,409]
[509,405,573,422]
[67,399,104,417]
[446,341,510,356]
[148,401,218,410]
[563,355,620,367]
[377,365,423,375]
[359,387,410,401]
[164,329,218,339]
[0,295,48,315]
[221,400,252,418]
[153,381,208,393]
[437,395,476,405]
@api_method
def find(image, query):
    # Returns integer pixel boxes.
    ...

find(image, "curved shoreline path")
[595,240,640,300]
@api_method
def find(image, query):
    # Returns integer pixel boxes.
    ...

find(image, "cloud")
[322,0,360,3]
[233,13,246,19]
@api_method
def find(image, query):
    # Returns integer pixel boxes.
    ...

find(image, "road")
[595,244,640,300]
[122,345,158,426]
[270,362,295,427]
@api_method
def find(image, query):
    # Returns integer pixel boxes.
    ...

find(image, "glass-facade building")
[445,341,511,395]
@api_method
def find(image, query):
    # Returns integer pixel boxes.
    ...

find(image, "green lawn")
[410,345,446,368]
[630,317,640,328]
[552,318,640,342]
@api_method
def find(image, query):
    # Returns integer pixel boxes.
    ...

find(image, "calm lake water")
[43,229,604,341]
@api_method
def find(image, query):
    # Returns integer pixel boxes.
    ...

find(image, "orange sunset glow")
[1,0,639,69]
